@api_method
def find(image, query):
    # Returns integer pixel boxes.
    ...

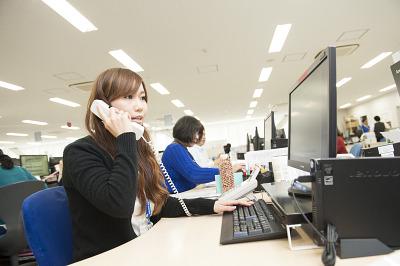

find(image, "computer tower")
[362,142,400,157]
[310,157,400,258]
[271,138,288,149]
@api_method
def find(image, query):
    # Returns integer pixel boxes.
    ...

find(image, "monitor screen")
[390,60,400,96]
[252,127,265,151]
[246,134,251,152]
[288,47,337,172]
[20,155,49,176]
[264,111,276,150]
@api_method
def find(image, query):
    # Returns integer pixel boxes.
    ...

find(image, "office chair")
[349,143,363,157]
[22,186,73,266]
[0,181,46,266]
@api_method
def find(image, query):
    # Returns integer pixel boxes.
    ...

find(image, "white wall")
[342,91,400,130]
[337,109,348,133]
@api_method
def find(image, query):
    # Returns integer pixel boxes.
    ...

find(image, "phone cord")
[142,137,192,217]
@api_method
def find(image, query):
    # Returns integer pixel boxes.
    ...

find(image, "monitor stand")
[338,239,393,259]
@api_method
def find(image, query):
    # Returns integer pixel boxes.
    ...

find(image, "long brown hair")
[85,68,168,215]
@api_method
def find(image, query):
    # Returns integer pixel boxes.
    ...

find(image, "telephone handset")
[90,99,144,140]
[90,100,192,216]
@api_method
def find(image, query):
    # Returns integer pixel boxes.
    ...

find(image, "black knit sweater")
[62,132,216,262]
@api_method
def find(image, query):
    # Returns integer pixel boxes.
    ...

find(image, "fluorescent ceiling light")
[361,52,392,69]
[6,133,28,137]
[22,120,48,126]
[171,99,184,108]
[356,95,372,102]
[41,0,97,32]
[247,109,254,115]
[194,116,200,120]
[258,67,273,82]
[336,77,352,88]
[49,97,80,107]
[0,141,15,144]
[27,142,42,146]
[150,83,170,95]
[268,24,292,53]
[109,49,144,72]
[42,135,57,139]
[184,110,194,116]
[249,101,258,108]
[61,125,80,130]
[0,80,25,91]
[253,88,263,98]
[379,84,396,92]
[339,103,352,109]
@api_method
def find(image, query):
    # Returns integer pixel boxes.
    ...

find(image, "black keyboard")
[220,199,287,244]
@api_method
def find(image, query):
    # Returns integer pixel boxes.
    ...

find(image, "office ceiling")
[0,0,399,145]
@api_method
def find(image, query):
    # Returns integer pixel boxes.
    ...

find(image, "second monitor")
[264,111,288,150]
[288,46,337,172]
[20,155,49,177]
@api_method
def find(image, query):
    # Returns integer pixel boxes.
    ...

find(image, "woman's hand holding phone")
[97,106,133,138]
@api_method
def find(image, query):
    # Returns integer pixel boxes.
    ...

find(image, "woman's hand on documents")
[213,198,254,214]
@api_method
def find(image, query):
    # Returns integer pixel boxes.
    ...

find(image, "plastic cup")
[233,172,243,187]
[215,174,223,194]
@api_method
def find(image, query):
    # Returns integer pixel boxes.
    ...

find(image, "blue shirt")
[0,166,38,187]
[161,143,219,192]
[361,124,370,133]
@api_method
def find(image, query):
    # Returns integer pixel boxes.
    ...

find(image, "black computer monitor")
[20,155,49,176]
[390,60,400,96]
[246,134,251,152]
[252,127,265,151]
[288,46,337,172]
[48,156,63,173]
[264,111,277,150]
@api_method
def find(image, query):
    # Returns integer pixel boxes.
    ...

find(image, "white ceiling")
[0,0,399,145]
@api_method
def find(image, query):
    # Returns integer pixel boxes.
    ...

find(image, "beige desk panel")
[70,214,399,266]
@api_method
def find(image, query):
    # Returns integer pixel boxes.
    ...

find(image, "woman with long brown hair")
[62,68,252,263]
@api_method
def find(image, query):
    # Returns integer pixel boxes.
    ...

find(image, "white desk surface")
[70,213,400,266]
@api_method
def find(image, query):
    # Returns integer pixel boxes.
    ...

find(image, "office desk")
[70,214,400,266]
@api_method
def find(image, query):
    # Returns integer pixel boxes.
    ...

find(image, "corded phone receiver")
[90,99,144,140]
[219,166,260,201]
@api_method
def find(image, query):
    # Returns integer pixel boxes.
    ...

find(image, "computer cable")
[290,178,337,266]
[322,224,338,266]
[143,137,192,217]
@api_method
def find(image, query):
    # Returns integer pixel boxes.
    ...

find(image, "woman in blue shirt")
[162,116,242,193]
[0,154,37,187]
[361,117,370,133]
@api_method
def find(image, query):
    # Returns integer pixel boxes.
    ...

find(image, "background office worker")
[188,130,214,167]
[360,117,370,133]
[0,153,38,187]
[62,68,251,263]
[373,115,386,142]
[162,116,243,193]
